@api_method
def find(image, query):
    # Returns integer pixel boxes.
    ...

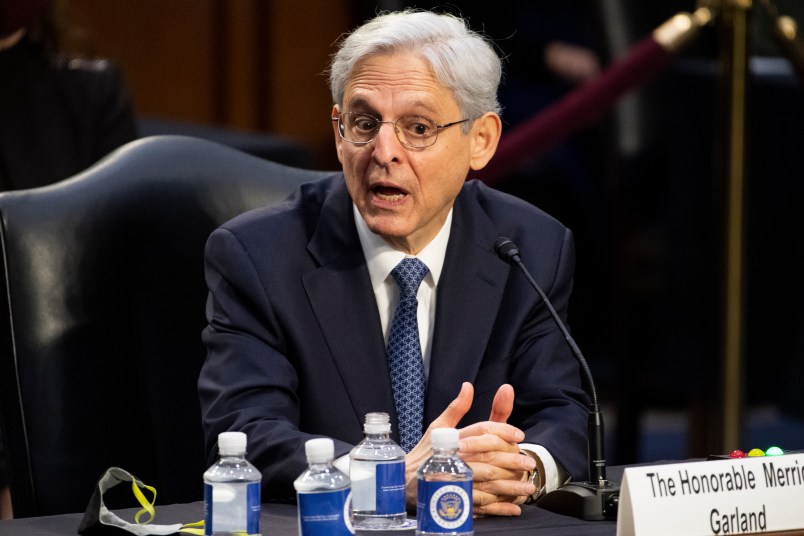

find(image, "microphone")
[494,236,619,521]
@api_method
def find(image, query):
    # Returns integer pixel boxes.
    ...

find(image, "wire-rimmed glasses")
[332,111,469,148]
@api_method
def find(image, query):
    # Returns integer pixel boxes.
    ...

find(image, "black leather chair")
[0,135,336,517]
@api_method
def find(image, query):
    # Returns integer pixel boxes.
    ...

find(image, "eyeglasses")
[332,112,470,148]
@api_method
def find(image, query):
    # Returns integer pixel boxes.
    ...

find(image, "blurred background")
[10,0,804,465]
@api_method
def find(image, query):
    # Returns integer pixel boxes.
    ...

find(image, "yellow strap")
[131,479,158,525]
[179,522,249,536]
[130,480,207,533]
[178,520,205,535]
[113,473,209,534]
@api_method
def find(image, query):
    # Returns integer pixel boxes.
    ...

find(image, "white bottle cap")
[218,431,247,455]
[305,437,335,463]
[431,427,459,450]
[364,412,391,434]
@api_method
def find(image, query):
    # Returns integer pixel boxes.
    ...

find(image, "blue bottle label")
[204,484,211,535]
[246,482,260,534]
[203,482,261,535]
[417,480,473,533]
[375,461,406,514]
[297,488,355,535]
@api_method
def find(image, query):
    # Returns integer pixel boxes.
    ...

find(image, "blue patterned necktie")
[387,257,429,452]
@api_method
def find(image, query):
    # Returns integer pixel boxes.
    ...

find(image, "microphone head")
[494,236,520,264]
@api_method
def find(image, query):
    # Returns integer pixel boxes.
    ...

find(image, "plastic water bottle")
[349,412,407,528]
[294,437,354,535]
[203,431,261,536]
[416,428,473,536]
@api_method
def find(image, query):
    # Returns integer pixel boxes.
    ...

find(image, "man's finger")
[473,476,536,499]
[489,383,515,423]
[459,420,524,444]
[460,449,535,474]
[472,490,523,517]
[428,382,474,430]
[474,502,522,517]
[474,502,523,517]
[467,463,522,484]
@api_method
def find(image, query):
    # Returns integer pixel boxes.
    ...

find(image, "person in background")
[199,9,589,516]
[0,0,138,519]
[0,0,138,191]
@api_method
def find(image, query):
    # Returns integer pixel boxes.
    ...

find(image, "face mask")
[78,467,203,536]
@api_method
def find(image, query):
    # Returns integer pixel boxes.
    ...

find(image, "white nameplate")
[616,453,804,535]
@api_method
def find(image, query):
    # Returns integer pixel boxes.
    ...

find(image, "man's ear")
[468,112,502,171]
[332,104,344,165]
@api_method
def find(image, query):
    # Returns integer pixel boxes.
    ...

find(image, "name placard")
[616,453,804,535]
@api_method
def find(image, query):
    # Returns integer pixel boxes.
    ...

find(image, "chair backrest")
[0,135,337,517]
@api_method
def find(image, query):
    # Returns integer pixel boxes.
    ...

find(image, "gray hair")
[329,10,502,125]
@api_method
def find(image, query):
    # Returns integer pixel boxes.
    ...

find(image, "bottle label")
[417,481,473,533]
[375,461,406,515]
[297,488,355,535]
[204,481,261,535]
[247,482,260,533]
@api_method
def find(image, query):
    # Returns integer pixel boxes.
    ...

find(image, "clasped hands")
[404,382,537,516]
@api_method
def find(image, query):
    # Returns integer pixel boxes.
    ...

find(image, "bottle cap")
[364,412,391,434]
[218,431,247,455]
[431,427,459,449]
[305,437,335,463]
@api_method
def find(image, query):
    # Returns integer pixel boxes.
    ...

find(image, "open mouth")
[374,185,407,202]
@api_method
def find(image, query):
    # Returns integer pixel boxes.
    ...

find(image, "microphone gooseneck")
[493,237,600,414]
[494,236,619,521]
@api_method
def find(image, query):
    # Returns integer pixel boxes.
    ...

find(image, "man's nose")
[371,121,403,164]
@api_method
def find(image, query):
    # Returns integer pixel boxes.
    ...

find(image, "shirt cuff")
[520,443,569,494]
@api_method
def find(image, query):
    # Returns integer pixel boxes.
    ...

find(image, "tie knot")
[391,258,429,297]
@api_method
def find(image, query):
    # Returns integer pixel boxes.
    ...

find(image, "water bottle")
[294,437,354,535]
[416,428,473,536]
[349,412,407,528]
[203,431,261,536]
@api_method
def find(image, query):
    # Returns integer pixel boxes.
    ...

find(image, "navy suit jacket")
[198,174,589,501]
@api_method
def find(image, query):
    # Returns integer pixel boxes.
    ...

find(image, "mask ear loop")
[178,521,205,535]
[131,478,157,525]
[128,476,205,534]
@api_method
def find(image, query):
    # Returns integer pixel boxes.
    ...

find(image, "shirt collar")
[353,204,451,291]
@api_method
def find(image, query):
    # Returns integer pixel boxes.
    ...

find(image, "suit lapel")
[302,180,397,431]
[425,187,510,423]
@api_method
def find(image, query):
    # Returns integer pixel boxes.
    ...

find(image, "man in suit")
[198,9,589,516]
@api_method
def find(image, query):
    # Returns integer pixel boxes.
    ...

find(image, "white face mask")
[79,467,202,536]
